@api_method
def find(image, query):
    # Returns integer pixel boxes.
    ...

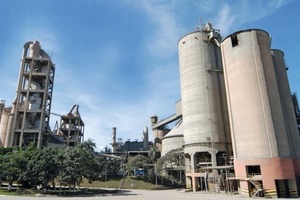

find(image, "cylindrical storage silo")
[0,108,10,147]
[161,122,184,156]
[221,29,298,197]
[221,29,287,159]
[178,25,231,168]
[153,129,167,152]
[272,49,300,159]
[4,102,16,148]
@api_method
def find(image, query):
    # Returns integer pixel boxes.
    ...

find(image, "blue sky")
[0,0,299,151]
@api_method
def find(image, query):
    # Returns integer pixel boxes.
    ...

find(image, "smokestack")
[143,126,149,150]
[111,127,118,153]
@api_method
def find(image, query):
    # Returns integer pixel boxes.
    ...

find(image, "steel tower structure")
[6,41,55,148]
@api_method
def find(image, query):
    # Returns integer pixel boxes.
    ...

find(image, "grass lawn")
[81,176,160,190]
[0,176,164,197]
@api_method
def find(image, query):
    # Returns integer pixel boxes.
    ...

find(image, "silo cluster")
[221,29,300,197]
[159,24,300,197]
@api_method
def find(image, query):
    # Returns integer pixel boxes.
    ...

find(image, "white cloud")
[212,0,292,36]
[139,1,185,59]
[213,4,236,36]
[17,19,61,55]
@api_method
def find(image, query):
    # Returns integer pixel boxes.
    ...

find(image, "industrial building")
[0,41,55,148]
[0,41,85,148]
[51,104,85,147]
[109,126,151,157]
[152,24,300,198]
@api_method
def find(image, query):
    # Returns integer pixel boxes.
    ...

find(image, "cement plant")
[1,23,300,198]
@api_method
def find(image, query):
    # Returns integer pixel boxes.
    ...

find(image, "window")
[231,34,238,47]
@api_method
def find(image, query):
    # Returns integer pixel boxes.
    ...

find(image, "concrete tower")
[221,29,300,197]
[58,104,84,147]
[178,24,232,191]
[6,41,55,148]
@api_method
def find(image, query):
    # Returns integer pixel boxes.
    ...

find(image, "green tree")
[148,145,159,163]
[1,150,28,190]
[60,141,101,188]
[156,148,185,184]
[78,140,101,183]
[126,155,151,175]
[24,146,60,190]
[60,147,82,188]
[79,138,96,152]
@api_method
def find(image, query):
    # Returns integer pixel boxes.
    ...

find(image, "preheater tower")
[178,24,232,191]
[6,41,55,148]
[221,29,300,197]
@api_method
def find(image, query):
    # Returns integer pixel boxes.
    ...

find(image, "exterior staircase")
[249,179,264,198]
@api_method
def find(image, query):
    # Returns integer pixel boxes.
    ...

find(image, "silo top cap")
[222,29,270,42]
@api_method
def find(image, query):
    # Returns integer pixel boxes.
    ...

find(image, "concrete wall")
[178,30,231,156]
[271,50,300,159]
[161,123,184,156]
[221,29,286,159]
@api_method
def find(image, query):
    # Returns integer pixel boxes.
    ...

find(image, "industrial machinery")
[54,104,85,147]
[4,41,55,148]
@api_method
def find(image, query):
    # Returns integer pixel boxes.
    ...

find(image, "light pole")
[105,164,108,188]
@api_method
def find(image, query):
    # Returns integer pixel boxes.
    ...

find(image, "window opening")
[231,34,238,47]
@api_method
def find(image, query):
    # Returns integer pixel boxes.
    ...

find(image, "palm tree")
[80,138,96,152]
[148,144,158,163]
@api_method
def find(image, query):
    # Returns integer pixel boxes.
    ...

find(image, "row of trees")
[0,141,185,191]
[0,139,117,190]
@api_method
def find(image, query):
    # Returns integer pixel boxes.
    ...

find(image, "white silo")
[221,29,299,197]
[0,108,10,147]
[161,121,184,156]
[271,49,300,159]
[178,24,231,191]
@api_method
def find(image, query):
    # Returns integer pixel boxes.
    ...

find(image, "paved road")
[0,189,299,200]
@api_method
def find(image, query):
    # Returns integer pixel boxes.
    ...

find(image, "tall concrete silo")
[0,108,10,147]
[271,49,300,159]
[271,49,300,185]
[178,24,232,192]
[221,29,300,197]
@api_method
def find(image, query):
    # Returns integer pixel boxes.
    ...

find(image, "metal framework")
[9,41,55,148]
